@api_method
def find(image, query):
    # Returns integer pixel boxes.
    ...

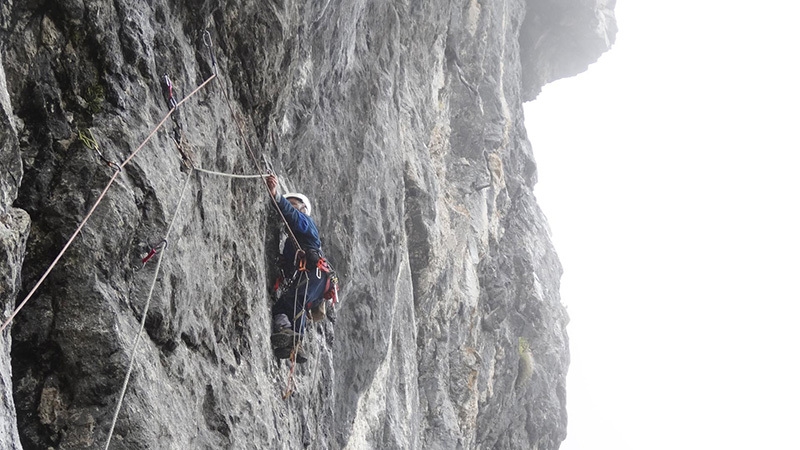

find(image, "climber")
[266,174,332,363]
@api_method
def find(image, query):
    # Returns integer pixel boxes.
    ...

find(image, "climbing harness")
[276,245,341,398]
[274,249,340,315]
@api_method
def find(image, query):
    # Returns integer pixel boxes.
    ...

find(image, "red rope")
[1,170,119,332]
[0,73,216,333]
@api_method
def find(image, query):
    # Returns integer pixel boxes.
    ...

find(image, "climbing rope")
[119,74,215,168]
[0,73,216,333]
[104,169,194,450]
[283,272,312,399]
[193,166,272,179]
[0,166,119,336]
[202,32,303,253]
[307,320,324,396]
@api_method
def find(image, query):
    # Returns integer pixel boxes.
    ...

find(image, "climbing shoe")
[273,344,292,360]
[273,343,308,363]
[271,328,301,358]
[273,344,308,363]
[292,345,308,364]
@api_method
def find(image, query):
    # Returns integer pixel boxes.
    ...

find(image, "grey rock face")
[0,0,614,449]
[520,0,618,100]
[1,47,29,450]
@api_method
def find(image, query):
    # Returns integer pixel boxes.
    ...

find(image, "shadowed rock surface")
[0,0,615,448]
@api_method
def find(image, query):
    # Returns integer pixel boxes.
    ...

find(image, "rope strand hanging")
[104,45,223,445]
[193,166,272,178]
[104,169,194,450]
[283,271,312,399]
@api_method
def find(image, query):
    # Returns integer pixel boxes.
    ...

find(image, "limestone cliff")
[0,0,615,448]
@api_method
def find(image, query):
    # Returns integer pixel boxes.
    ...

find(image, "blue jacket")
[276,194,321,274]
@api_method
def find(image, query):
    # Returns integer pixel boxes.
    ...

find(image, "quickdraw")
[78,128,121,171]
[203,31,218,75]
[136,239,168,271]
[273,250,340,306]
[325,272,340,306]
[163,74,178,110]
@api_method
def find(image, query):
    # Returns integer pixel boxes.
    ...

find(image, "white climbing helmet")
[284,193,311,215]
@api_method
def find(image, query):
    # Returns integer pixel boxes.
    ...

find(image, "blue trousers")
[273,271,327,333]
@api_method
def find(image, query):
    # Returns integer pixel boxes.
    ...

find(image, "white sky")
[524,2,800,449]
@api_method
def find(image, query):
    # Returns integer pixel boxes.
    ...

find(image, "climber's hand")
[266,174,278,198]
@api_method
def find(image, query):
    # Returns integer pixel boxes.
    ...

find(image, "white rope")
[104,169,194,450]
[308,320,323,390]
[193,166,270,179]
[282,271,311,399]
